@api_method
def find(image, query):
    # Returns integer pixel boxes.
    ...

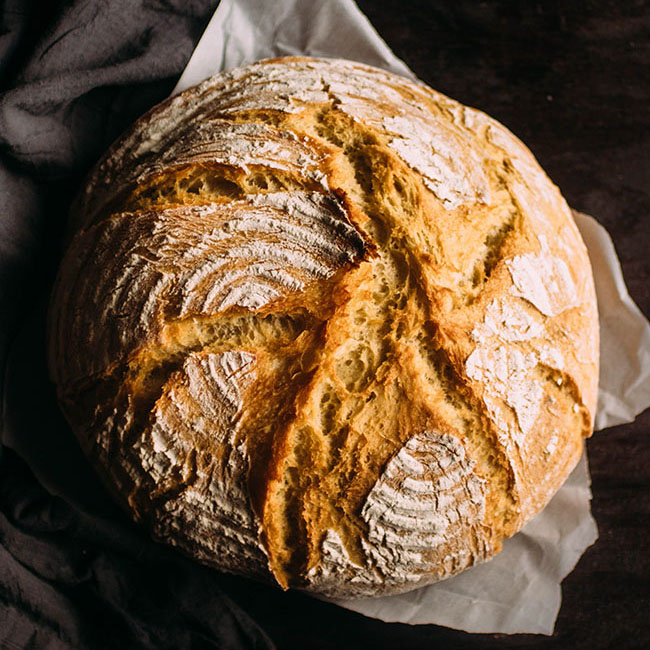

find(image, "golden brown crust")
[49,57,599,598]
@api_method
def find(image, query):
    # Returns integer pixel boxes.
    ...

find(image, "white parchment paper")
[173,0,650,634]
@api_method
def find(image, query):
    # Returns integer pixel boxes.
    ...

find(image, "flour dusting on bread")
[50,57,599,597]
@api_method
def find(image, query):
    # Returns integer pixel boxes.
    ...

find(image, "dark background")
[1,1,649,649]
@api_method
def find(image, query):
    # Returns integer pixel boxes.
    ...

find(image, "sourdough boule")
[49,57,599,597]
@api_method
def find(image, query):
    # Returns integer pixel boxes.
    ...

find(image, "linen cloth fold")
[0,2,274,648]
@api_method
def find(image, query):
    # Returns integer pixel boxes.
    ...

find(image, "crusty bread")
[49,57,599,597]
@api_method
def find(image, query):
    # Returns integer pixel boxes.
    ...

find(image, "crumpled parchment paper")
[172,0,650,634]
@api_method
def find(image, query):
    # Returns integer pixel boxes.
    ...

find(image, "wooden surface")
[218,2,650,648]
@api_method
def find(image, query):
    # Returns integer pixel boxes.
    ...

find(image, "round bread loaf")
[49,57,599,598]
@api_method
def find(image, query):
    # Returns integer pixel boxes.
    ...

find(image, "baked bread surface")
[49,57,599,597]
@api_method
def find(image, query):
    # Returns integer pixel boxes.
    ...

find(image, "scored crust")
[49,57,599,597]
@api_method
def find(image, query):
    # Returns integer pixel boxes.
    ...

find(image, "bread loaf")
[49,57,599,597]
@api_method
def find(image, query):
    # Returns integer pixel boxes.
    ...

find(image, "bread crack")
[122,163,323,214]
[260,111,530,583]
[125,308,318,433]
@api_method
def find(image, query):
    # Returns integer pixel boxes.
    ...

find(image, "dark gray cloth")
[0,1,275,648]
